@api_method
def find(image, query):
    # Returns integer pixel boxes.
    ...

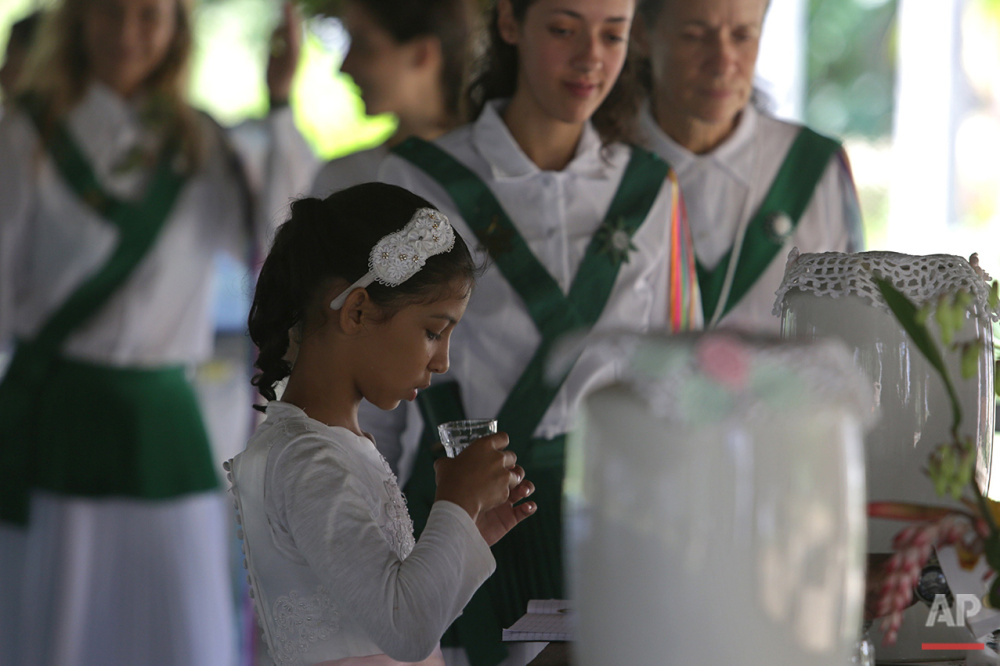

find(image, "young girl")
[311,0,476,196]
[228,182,536,666]
[633,0,863,331]
[372,0,700,663]
[0,0,313,663]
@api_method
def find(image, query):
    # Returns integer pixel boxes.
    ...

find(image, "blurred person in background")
[0,0,314,664]
[634,0,863,332]
[0,10,42,104]
[311,0,478,195]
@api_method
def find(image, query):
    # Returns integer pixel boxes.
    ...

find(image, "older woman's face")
[83,0,178,98]
[644,0,767,131]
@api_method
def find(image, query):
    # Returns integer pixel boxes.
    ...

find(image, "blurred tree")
[807,0,898,139]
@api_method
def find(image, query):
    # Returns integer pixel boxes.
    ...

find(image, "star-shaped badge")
[596,216,637,264]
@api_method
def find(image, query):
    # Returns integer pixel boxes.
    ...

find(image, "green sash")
[393,137,669,665]
[697,127,842,324]
[0,97,207,526]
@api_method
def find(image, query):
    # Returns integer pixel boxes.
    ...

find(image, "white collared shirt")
[311,143,390,197]
[370,100,685,480]
[639,104,863,333]
[0,83,316,366]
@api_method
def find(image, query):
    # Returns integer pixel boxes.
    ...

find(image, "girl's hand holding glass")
[433,431,536,546]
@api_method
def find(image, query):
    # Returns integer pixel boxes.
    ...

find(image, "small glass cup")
[437,418,498,458]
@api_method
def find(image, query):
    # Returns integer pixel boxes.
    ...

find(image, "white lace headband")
[329,207,456,310]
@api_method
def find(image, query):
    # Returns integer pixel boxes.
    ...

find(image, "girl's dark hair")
[348,0,477,123]
[466,0,642,147]
[248,182,476,403]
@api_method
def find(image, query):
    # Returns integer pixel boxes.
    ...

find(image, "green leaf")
[875,278,963,433]
[915,303,932,326]
[961,342,981,380]
[936,296,957,346]
[955,290,973,312]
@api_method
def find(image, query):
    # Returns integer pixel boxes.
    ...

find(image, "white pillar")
[887,0,964,252]
[757,0,808,122]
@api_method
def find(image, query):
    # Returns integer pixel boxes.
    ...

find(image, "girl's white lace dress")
[226,401,495,666]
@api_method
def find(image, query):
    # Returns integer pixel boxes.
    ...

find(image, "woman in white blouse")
[0,0,314,664]
[634,0,864,332]
[370,0,700,663]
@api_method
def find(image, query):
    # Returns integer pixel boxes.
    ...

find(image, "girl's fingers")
[511,479,534,501]
[487,432,510,450]
[502,450,518,469]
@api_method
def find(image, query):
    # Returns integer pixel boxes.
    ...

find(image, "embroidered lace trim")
[559,331,876,428]
[773,249,998,321]
[222,449,415,666]
[270,586,341,665]
[375,454,416,559]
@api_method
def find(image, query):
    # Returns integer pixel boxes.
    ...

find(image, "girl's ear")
[408,34,442,73]
[497,0,520,46]
[334,288,372,334]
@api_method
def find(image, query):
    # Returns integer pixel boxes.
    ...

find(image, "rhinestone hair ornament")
[329,208,456,310]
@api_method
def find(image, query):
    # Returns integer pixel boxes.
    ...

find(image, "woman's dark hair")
[8,10,42,49]
[248,182,477,402]
[466,0,642,147]
[347,0,477,124]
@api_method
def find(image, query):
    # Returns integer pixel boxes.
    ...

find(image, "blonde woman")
[0,1,314,664]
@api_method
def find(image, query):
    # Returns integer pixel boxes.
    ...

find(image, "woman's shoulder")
[0,102,39,148]
[311,143,391,197]
[752,108,841,148]
[434,122,476,154]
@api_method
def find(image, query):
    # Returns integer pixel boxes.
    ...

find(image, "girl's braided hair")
[248,182,476,403]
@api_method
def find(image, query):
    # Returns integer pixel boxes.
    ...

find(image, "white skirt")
[0,490,236,666]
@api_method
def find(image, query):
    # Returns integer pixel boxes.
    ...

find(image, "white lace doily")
[557,330,877,429]
[773,250,998,321]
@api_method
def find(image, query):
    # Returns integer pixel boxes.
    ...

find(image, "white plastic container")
[564,331,872,666]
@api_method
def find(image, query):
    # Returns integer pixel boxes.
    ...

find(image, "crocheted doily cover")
[773,249,998,321]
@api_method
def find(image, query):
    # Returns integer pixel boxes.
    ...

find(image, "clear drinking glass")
[437,418,498,458]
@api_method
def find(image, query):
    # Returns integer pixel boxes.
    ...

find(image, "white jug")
[564,331,871,665]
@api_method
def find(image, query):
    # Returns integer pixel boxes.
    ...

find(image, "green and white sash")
[0,97,215,526]
[697,127,842,324]
[393,137,670,665]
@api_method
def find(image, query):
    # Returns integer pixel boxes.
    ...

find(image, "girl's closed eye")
[548,20,574,37]
[426,329,443,341]
[603,29,626,45]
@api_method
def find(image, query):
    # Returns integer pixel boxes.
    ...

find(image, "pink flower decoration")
[696,334,750,390]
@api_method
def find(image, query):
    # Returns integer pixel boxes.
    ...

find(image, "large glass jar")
[564,331,872,666]
[776,250,997,660]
